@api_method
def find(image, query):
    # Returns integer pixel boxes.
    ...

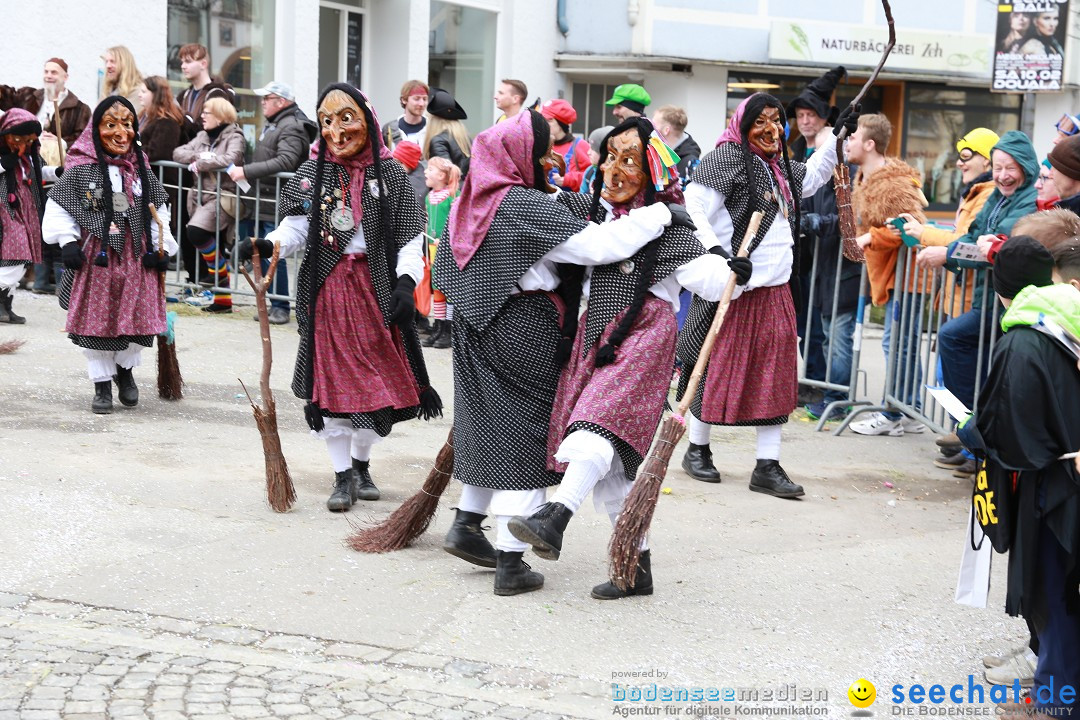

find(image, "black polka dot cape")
[279,156,434,433]
[432,186,593,491]
[676,143,810,427]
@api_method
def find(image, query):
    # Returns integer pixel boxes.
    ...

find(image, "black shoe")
[202,303,232,314]
[933,451,969,470]
[432,320,451,349]
[92,381,113,414]
[0,288,25,324]
[351,458,380,501]
[591,550,654,600]
[507,502,573,561]
[494,550,544,596]
[422,319,441,347]
[326,469,355,512]
[443,508,497,568]
[114,365,139,407]
[681,443,721,482]
[415,313,433,340]
[749,459,805,499]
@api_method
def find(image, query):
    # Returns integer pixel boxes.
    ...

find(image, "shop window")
[428,1,497,135]
[166,0,276,152]
[903,84,1021,211]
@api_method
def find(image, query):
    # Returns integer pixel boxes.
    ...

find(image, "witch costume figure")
[254,84,440,513]
[506,117,750,599]
[0,109,47,324]
[676,92,855,498]
[433,109,681,596]
[41,97,174,414]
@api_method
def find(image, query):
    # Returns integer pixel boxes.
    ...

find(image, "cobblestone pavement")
[0,593,602,720]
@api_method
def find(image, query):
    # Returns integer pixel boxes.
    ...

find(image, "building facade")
[7,0,1080,212]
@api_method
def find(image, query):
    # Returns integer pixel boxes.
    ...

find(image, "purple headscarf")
[448,111,536,269]
[716,93,792,207]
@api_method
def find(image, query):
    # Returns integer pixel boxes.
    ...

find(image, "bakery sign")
[768,20,992,78]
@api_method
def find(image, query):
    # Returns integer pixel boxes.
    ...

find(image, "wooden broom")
[148,204,183,399]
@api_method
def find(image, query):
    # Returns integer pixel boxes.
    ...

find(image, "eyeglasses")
[1056,113,1080,136]
[957,150,976,162]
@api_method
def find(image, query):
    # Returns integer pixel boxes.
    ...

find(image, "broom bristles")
[608,417,685,590]
[0,339,26,354]
[346,433,454,553]
[252,397,295,512]
[157,335,184,399]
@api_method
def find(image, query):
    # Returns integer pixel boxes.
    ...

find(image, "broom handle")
[675,211,762,419]
[148,204,166,294]
[52,99,65,166]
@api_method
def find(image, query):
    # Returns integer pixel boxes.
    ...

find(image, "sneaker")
[984,643,1031,669]
[952,459,977,478]
[984,648,1037,687]
[933,451,969,470]
[184,290,213,307]
[849,412,904,436]
[805,401,850,422]
[900,416,926,434]
[267,307,289,325]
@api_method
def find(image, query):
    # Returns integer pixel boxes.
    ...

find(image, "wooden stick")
[52,99,65,166]
[675,211,761,419]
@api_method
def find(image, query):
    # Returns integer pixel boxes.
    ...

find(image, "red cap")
[392,140,422,171]
[541,99,577,126]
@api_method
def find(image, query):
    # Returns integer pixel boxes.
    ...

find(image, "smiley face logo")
[848,678,876,708]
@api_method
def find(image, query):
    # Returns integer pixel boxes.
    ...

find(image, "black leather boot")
[114,365,139,407]
[432,320,451,349]
[352,458,379,501]
[442,508,497,568]
[493,550,544,596]
[507,502,574,561]
[422,319,440,348]
[0,289,25,324]
[591,550,653,600]
[326,469,356,512]
[749,459,805,499]
[415,312,432,341]
[681,443,721,482]
[92,381,113,414]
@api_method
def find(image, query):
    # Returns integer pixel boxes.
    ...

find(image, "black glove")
[728,256,753,286]
[665,203,697,232]
[0,154,18,172]
[388,275,416,328]
[833,104,861,137]
[238,237,274,262]
[62,242,86,270]
[800,212,822,236]
[142,252,169,272]
[54,166,63,178]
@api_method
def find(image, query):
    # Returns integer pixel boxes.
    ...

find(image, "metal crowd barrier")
[832,245,999,436]
[150,161,299,306]
[797,232,872,431]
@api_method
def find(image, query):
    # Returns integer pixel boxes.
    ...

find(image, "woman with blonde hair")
[422,88,471,177]
[101,46,144,114]
[172,97,245,313]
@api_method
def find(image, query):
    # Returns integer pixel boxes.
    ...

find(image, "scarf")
[448,110,536,269]
[716,94,792,207]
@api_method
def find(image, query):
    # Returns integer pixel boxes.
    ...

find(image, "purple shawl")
[716,93,792,207]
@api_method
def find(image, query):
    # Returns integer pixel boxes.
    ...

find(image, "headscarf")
[716,93,792,207]
[309,84,393,226]
[0,109,45,249]
[448,110,537,269]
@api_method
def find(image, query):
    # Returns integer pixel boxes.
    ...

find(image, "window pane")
[319,7,342,91]
[167,0,275,149]
[429,1,497,135]
[570,83,619,137]
[905,108,1021,208]
[908,85,1021,108]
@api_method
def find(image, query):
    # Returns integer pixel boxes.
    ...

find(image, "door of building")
[319,1,366,92]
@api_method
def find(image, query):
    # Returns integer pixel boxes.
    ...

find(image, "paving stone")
[152,687,186,700]
[148,698,184,712]
[314,709,345,719]
[265,692,303,704]
[234,676,269,687]
[227,706,271,719]
[389,700,437,714]
[229,696,267,706]
[167,656,207,667]
[259,636,324,654]
[153,675,189,687]
[24,600,85,618]
[481,667,554,690]
[384,652,447,671]
[344,699,387,714]
[65,701,108,714]
[20,711,63,720]
[369,711,411,720]
[112,688,148,700]
[304,693,339,708]
[147,713,188,720]
[23,697,65,710]
[270,704,312,716]
[0,593,27,608]
[71,686,109,701]
[141,617,200,635]
[28,686,67,699]
[196,626,265,645]
[185,691,228,703]
[444,659,491,678]
[185,703,228,714]
[292,674,335,687]
[491,707,533,719]
[431,710,473,720]
[230,687,268,698]
[40,674,79,688]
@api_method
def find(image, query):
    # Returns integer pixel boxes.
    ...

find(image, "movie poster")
[992,0,1069,92]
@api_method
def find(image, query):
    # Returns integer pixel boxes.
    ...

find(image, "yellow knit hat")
[956,128,1000,160]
